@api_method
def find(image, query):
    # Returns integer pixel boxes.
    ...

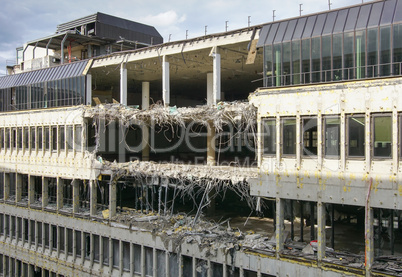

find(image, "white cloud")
[141,10,186,28]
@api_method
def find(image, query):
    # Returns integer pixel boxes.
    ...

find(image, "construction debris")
[84,101,256,130]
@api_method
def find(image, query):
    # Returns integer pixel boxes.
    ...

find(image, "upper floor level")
[258,0,402,87]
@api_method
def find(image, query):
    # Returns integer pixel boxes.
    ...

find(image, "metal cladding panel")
[265,23,279,44]
[322,11,338,35]
[0,61,88,89]
[344,6,360,32]
[256,24,271,47]
[282,19,297,42]
[273,21,289,43]
[312,13,327,37]
[355,4,372,30]
[394,0,402,23]
[57,14,97,33]
[302,15,317,38]
[367,2,384,27]
[292,17,307,40]
[380,0,397,26]
[333,9,348,33]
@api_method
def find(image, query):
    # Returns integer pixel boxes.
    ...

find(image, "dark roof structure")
[25,12,163,51]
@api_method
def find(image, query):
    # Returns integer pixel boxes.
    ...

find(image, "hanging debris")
[84,101,257,132]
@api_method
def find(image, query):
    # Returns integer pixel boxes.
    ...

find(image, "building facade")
[0,2,400,277]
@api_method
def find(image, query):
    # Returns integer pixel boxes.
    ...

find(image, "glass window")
[380,26,391,76]
[5,128,9,149]
[322,35,331,82]
[59,126,65,151]
[112,239,119,267]
[17,128,22,149]
[264,45,273,87]
[292,40,301,84]
[348,115,365,157]
[74,125,82,152]
[45,127,50,151]
[52,127,57,151]
[23,127,28,150]
[301,39,311,83]
[373,115,392,158]
[356,30,366,79]
[302,118,318,156]
[30,127,36,152]
[262,118,276,155]
[102,237,109,265]
[311,37,321,82]
[393,23,402,75]
[93,234,100,262]
[273,44,282,86]
[343,32,354,80]
[282,118,296,155]
[75,230,82,257]
[324,117,340,157]
[283,42,291,85]
[367,28,378,78]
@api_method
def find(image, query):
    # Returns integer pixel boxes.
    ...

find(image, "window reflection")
[348,115,365,157]
[302,118,317,156]
[373,115,392,158]
[282,118,296,155]
[262,119,276,155]
[325,117,340,157]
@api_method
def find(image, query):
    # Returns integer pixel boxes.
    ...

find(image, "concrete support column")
[4,173,9,201]
[207,122,216,166]
[109,180,117,219]
[207,73,213,106]
[42,177,49,209]
[56,178,64,211]
[162,55,170,106]
[120,63,127,106]
[15,173,22,203]
[317,201,326,262]
[72,179,80,214]
[365,207,374,277]
[210,47,221,104]
[142,82,150,161]
[86,74,92,105]
[275,197,285,257]
[28,175,35,207]
[90,180,97,217]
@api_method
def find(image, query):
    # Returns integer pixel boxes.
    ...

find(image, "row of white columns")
[116,48,222,165]
[118,47,221,107]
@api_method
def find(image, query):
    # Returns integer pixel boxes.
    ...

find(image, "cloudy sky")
[0,0,364,75]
